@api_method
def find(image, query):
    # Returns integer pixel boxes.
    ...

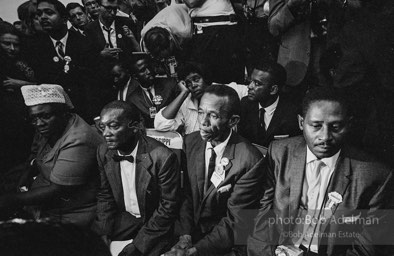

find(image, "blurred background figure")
[66,2,89,35]
[81,0,101,21]
[0,21,36,178]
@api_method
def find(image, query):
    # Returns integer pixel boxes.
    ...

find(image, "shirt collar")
[99,19,115,31]
[259,96,279,116]
[306,146,341,171]
[117,141,139,158]
[186,94,198,110]
[206,129,232,157]
[50,31,68,48]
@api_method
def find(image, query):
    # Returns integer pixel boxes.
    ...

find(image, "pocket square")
[274,135,289,139]
[342,213,361,224]
[217,184,231,193]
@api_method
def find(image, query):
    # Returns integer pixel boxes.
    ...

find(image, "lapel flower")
[220,157,229,166]
[326,191,343,209]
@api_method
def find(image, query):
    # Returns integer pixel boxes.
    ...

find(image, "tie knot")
[113,154,134,163]
[102,26,112,32]
[56,41,63,47]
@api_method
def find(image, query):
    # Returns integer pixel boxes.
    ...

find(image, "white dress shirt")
[118,142,141,218]
[189,0,236,27]
[204,129,232,184]
[99,20,117,48]
[117,77,132,101]
[258,96,279,130]
[293,147,341,253]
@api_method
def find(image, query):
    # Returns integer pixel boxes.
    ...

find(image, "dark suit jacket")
[239,96,301,147]
[26,30,98,120]
[248,136,394,256]
[126,78,177,128]
[95,135,180,255]
[84,17,139,60]
[180,132,265,255]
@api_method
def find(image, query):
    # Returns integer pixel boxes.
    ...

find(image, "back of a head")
[143,27,171,56]
[203,84,241,117]
[253,60,287,90]
[0,21,19,37]
[301,87,350,118]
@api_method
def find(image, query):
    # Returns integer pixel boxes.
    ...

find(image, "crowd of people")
[0,0,393,255]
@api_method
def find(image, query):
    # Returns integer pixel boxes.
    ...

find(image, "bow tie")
[113,154,134,163]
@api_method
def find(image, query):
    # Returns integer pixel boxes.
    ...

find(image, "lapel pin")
[53,56,59,62]
[118,34,122,39]
[326,191,343,209]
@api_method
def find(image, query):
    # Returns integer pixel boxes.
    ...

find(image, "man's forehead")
[200,93,229,110]
[38,1,56,10]
[306,100,347,119]
[101,108,125,121]
[70,7,84,14]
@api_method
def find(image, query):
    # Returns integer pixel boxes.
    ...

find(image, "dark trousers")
[188,24,245,84]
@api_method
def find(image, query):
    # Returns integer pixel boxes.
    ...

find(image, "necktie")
[113,154,134,163]
[56,41,65,59]
[308,160,324,212]
[205,148,216,193]
[259,108,266,134]
[103,26,114,48]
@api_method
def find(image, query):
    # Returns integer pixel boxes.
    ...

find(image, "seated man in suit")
[94,101,180,256]
[248,87,394,256]
[29,0,98,121]
[165,84,265,256]
[66,3,89,35]
[239,61,300,147]
[110,60,134,102]
[126,54,178,128]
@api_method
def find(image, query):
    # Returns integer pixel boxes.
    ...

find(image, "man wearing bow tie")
[94,101,180,256]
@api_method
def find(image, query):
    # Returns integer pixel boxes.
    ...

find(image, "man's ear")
[270,84,279,95]
[228,114,240,128]
[128,121,142,133]
[297,114,304,131]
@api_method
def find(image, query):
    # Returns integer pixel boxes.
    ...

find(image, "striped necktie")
[56,41,65,59]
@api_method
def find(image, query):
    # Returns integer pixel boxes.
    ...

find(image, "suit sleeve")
[93,146,118,236]
[194,157,265,255]
[132,150,180,254]
[268,0,297,37]
[247,143,279,256]
[350,170,394,256]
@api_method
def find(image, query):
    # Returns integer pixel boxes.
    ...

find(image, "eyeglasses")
[29,112,55,124]
[101,4,118,13]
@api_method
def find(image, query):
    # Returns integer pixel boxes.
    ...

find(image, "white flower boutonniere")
[326,191,343,209]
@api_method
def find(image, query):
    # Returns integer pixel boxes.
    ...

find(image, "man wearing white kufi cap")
[0,84,103,227]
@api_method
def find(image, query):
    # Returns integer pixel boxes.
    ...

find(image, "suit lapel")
[201,133,236,209]
[105,150,125,210]
[288,140,306,232]
[193,138,207,199]
[265,97,283,138]
[135,136,153,221]
[93,20,106,49]
[319,149,352,236]
[114,19,124,49]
